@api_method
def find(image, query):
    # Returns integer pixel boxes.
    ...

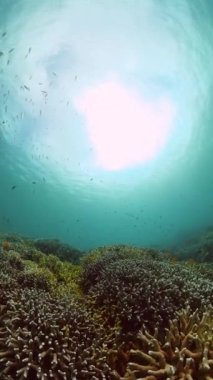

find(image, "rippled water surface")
[0,0,213,250]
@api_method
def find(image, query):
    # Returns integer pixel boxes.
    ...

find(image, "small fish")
[0,51,4,57]
[32,181,36,185]
[90,177,93,181]
[7,59,10,65]
[11,185,16,190]
[2,32,7,37]
[24,85,30,91]
[39,109,42,116]
[8,48,15,53]
[24,48,31,59]
[52,72,57,76]
[74,75,77,80]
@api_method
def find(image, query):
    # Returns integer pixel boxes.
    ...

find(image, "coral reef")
[34,238,85,264]
[117,307,213,380]
[0,241,81,297]
[0,237,212,379]
[80,245,162,293]
[0,234,85,264]
[175,228,213,263]
[0,288,118,379]
[81,248,213,333]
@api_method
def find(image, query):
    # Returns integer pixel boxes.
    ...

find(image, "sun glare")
[75,81,176,171]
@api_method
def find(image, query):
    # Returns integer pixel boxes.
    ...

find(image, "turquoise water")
[1,0,213,251]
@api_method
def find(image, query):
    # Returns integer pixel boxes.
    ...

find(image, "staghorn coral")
[33,238,85,264]
[0,241,82,297]
[0,249,52,292]
[16,269,52,291]
[117,307,213,380]
[0,244,119,378]
[0,287,119,379]
[82,252,213,333]
[80,245,162,293]
[0,239,212,379]
[0,249,25,273]
[0,233,84,265]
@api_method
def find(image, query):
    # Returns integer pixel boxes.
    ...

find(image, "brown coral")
[118,307,213,380]
[0,287,118,379]
[82,252,212,333]
[2,241,11,251]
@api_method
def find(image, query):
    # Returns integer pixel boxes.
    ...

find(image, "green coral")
[33,238,85,264]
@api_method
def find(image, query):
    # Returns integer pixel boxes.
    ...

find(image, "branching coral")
[0,234,85,265]
[0,239,212,380]
[0,241,82,297]
[33,238,85,264]
[0,242,119,378]
[80,245,161,293]
[117,307,213,380]
[82,253,213,333]
[0,287,118,379]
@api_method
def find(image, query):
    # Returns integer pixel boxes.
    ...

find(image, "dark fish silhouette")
[11,185,16,190]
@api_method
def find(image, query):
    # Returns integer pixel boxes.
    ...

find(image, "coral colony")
[0,235,212,379]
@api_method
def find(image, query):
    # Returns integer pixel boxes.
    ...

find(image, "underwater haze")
[0,0,213,251]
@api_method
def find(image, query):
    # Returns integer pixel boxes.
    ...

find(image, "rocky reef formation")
[175,227,213,263]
